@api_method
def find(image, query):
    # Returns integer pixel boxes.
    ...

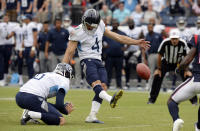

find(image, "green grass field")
[0,87,198,131]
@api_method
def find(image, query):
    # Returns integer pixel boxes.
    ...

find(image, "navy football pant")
[16,92,62,125]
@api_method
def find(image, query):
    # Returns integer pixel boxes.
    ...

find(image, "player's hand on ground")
[137,39,150,51]
[154,69,161,77]
[184,70,192,78]
[65,102,74,114]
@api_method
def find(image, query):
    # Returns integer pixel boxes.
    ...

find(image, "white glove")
[133,50,141,57]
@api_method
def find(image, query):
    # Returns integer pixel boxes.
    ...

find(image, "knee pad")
[93,85,103,95]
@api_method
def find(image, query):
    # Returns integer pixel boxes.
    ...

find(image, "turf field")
[0,87,198,131]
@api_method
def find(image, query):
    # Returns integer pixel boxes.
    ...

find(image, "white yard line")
[0,97,15,100]
[78,124,152,131]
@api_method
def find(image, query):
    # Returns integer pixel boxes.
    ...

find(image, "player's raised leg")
[83,59,123,123]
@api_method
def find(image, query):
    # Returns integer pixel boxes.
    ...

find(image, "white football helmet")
[176,17,187,31]
[63,15,71,28]
[54,63,73,79]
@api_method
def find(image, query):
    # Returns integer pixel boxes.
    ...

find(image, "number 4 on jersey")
[92,37,99,52]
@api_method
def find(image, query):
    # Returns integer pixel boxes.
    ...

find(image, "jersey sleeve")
[31,23,37,32]
[99,20,105,33]
[56,76,70,94]
[69,25,82,42]
[189,36,198,49]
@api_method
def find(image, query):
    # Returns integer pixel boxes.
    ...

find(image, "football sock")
[93,94,103,104]
[19,75,23,82]
[168,100,179,122]
[28,111,41,119]
[3,74,7,82]
[197,107,200,129]
[41,113,60,125]
[93,85,103,95]
[99,90,112,102]
[89,101,101,116]
[93,85,112,102]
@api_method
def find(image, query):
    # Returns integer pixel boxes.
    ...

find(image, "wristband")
[19,48,24,51]
[31,46,36,51]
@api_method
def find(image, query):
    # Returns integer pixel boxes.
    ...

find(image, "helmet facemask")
[82,20,98,35]
[54,63,74,79]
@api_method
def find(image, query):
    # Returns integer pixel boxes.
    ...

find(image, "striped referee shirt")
[158,38,189,65]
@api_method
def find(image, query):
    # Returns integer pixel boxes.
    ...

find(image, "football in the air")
[136,63,150,80]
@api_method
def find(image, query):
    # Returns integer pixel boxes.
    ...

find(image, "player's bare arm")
[154,54,162,77]
[179,47,196,70]
[104,28,150,50]
[45,41,49,59]
[30,31,37,57]
[62,40,78,64]
[6,32,15,39]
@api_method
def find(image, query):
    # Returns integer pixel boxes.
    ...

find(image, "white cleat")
[19,80,24,86]
[173,119,184,131]
[195,123,200,131]
[0,80,5,86]
[21,109,40,125]
[85,114,104,124]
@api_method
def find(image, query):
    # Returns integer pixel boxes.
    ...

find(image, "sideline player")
[167,35,200,131]
[15,63,74,125]
[7,17,24,85]
[62,9,150,123]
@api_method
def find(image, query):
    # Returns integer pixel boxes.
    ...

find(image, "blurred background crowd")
[1,0,200,91]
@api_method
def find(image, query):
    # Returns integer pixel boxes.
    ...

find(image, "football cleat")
[147,99,155,104]
[85,114,104,124]
[173,119,184,131]
[110,90,123,108]
[21,109,31,125]
[29,119,40,124]
[195,123,200,131]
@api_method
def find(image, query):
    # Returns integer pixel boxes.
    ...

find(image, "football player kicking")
[15,63,74,125]
[168,35,200,131]
[62,9,150,123]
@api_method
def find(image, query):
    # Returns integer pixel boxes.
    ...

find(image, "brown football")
[136,63,151,80]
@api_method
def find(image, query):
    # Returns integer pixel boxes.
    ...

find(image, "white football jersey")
[67,26,74,34]
[33,22,43,32]
[141,24,165,36]
[12,24,24,50]
[22,22,37,47]
[69,20,105,61]
[190,27,200,35]
[20,72,70,99]
[1,22,16,45]
[0,23,7,46]
[124,27,142,52]
[178,28,193,43]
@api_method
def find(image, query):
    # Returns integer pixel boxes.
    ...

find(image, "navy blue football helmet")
[82,9,101,35]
